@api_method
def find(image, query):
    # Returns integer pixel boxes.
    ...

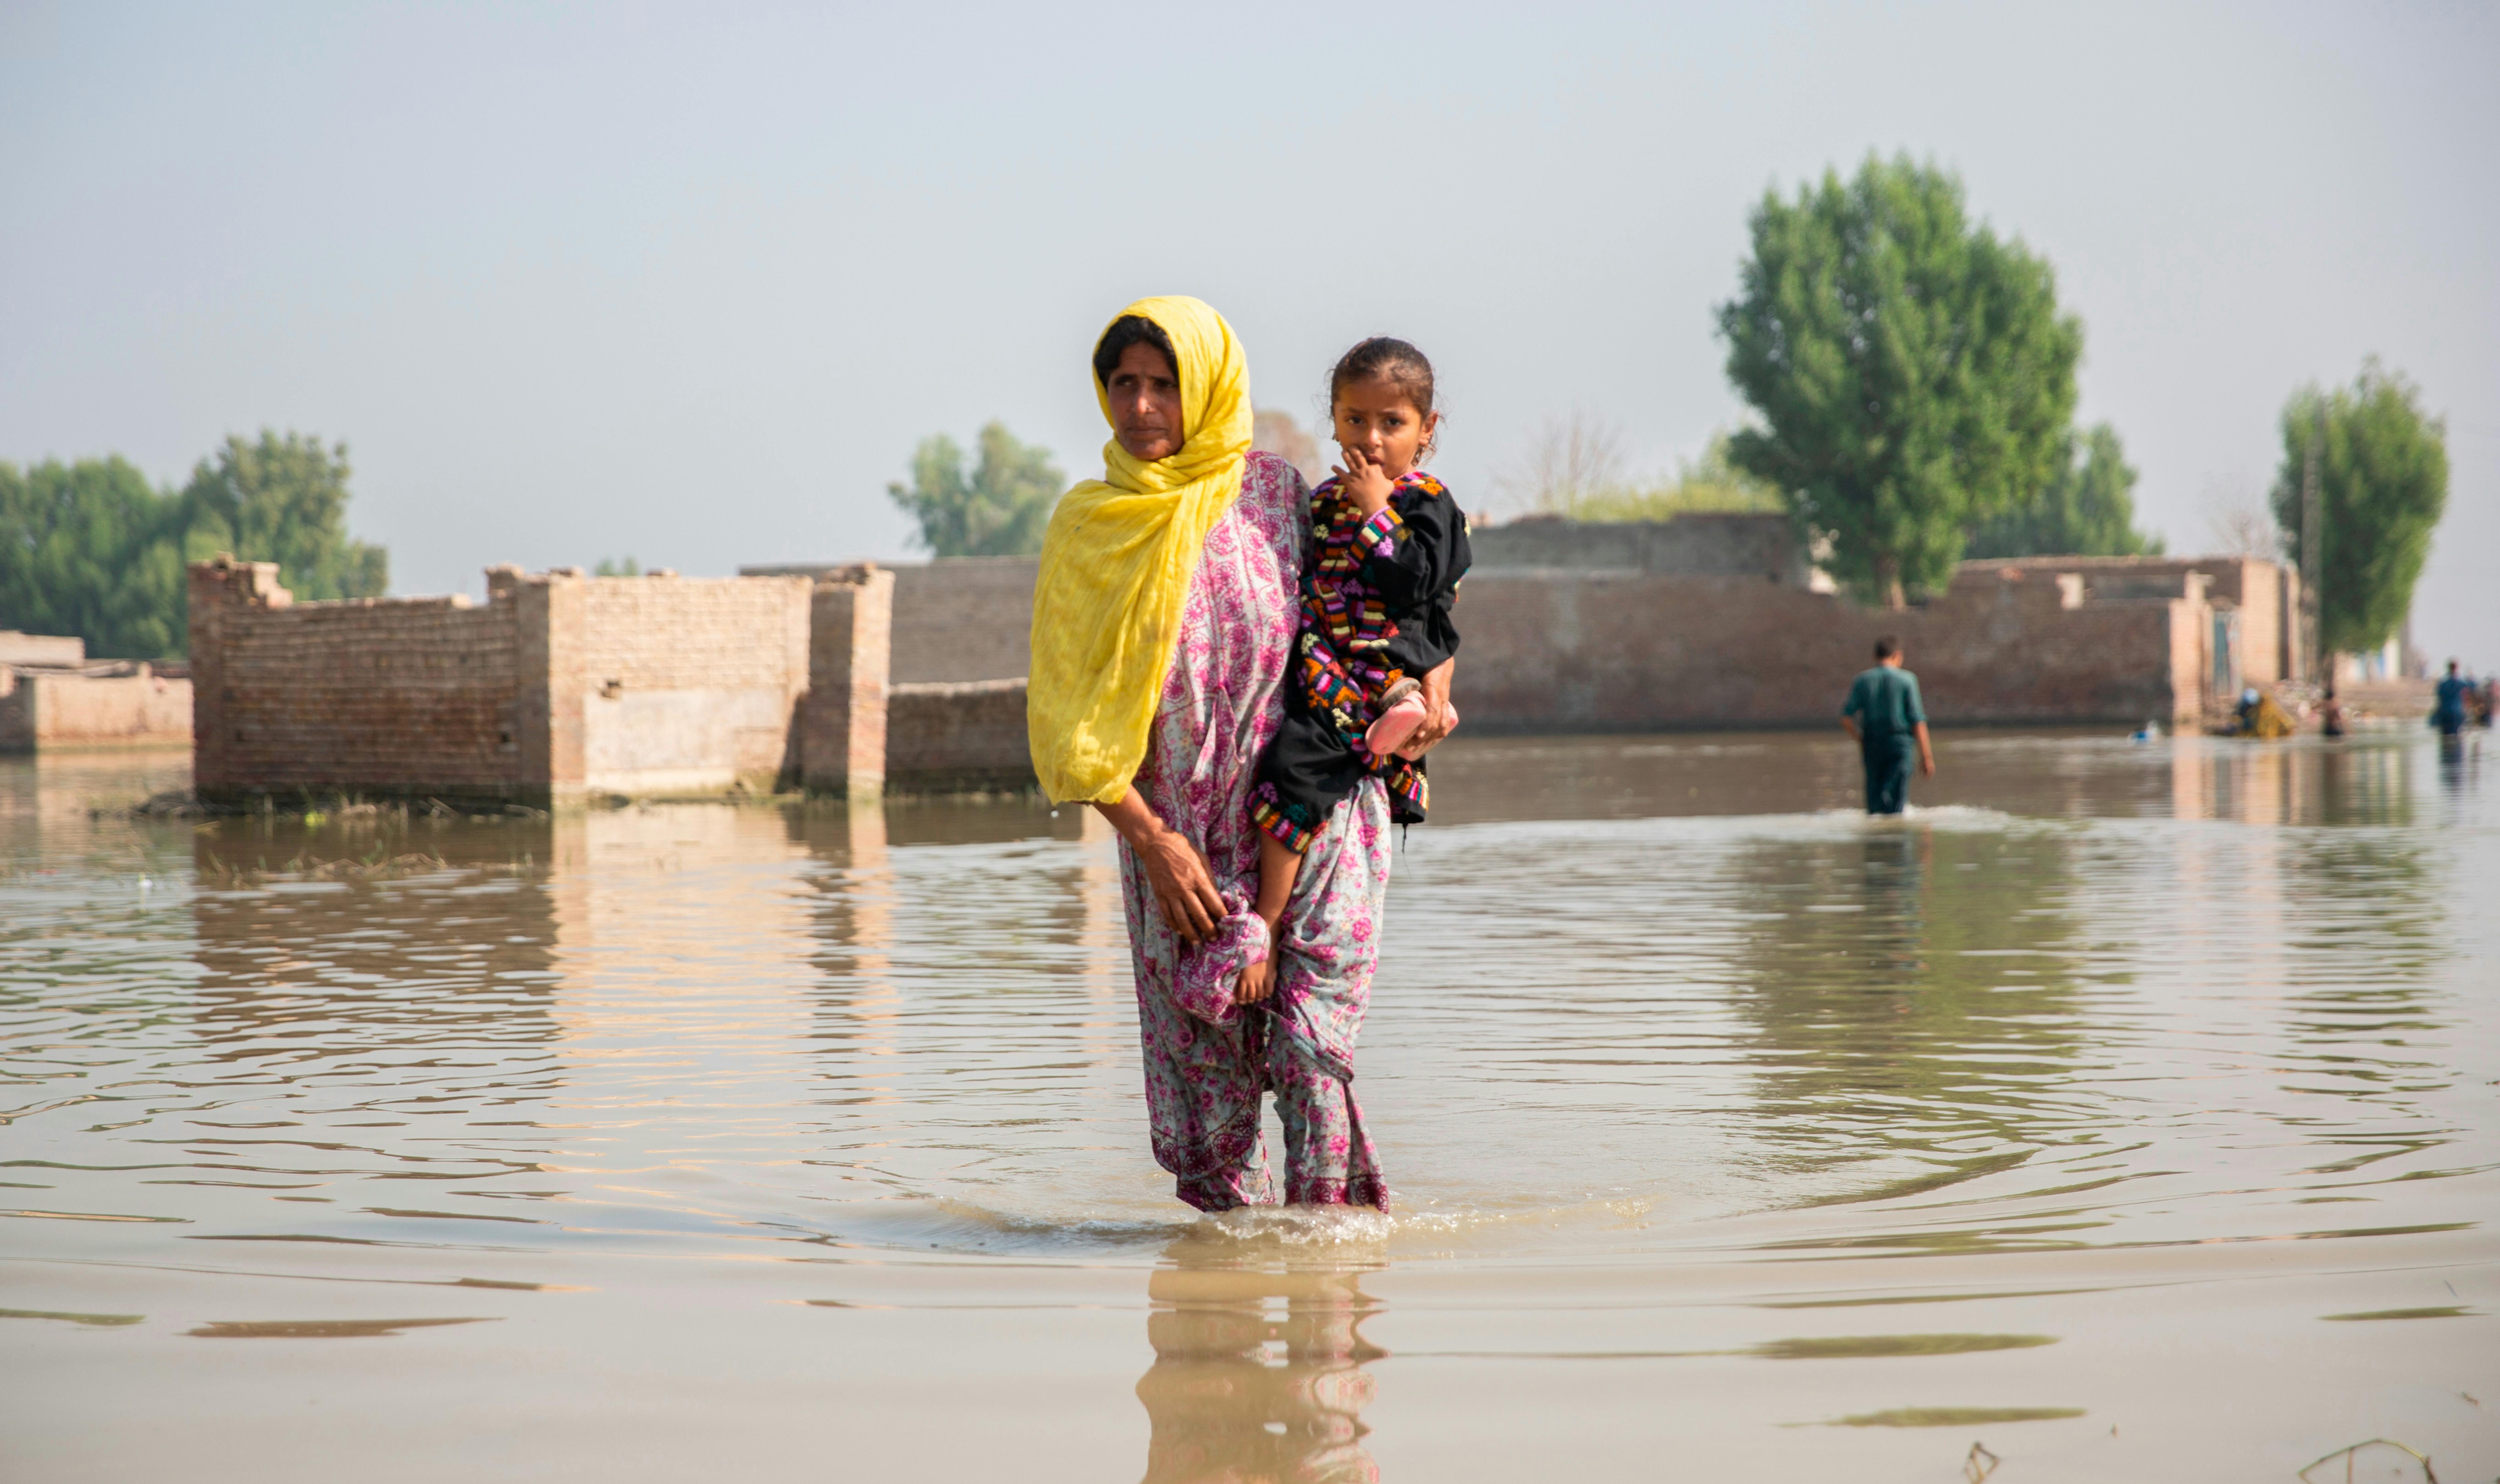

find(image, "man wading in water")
[1841,636,1936,815]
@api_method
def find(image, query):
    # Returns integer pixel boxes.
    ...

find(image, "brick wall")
[0,668,191,753]
[191,558,820,805]
[574,572,812,794]
[1978,555,2292,683]
[192,557,526,804]
[1469,512,1812,582]
[1457,564,2204,731]
[803,566,892,797]
[746,557,1034,683]
[888,679,1034,792]
[0,632,87,667]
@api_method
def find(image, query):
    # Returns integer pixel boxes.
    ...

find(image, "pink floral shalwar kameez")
[1118,450,1392,1211]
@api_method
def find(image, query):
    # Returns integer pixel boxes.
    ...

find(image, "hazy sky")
[4,2,2493,661]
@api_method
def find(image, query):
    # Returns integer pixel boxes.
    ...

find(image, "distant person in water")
[1841,636,1936,815]
[2433,660,2472,737]
[2319,684,2346,740]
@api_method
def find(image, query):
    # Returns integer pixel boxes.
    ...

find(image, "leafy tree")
[179,432,387,602]
[0,456,190,658]
[887,421,1065,558]
[1718,155,2082,606]
[1965,423,2162,558]
[594,556,641,577]
[0,429,388,658]
[2271,360,2447,655]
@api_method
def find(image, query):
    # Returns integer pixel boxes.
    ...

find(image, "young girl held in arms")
[1238,337,1471,1005]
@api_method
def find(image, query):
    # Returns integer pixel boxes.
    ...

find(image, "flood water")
[3,729,2494,1482]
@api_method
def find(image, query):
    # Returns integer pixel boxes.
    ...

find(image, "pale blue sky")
[3,1,2492,660]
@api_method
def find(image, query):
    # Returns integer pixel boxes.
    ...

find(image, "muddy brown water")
[2,729,2494,1481]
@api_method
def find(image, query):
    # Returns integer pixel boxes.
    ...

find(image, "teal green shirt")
[1844,665,1926,740]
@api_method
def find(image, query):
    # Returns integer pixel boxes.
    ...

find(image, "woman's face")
[1106,341,1185,462]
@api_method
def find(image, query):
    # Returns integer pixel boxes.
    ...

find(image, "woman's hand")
[1094,790,1227,945]
[1333,445,1395,519]
[1403,657,1459,754]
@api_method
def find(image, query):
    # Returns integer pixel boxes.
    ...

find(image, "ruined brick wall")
[1469,513,1811,582]
[0,668,191,752]
[892,558,1035,682]
[803,567,893,797]
[0,669,25,751]
[745,557,1035,683]
[574,573,812,794]
[0,632,87,667]
[1457,565,2200,731]
[191,558,526,804]
[888,679,1033,793]
[1978,556,2292,684]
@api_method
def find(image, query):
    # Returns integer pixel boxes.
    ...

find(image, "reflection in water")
[1731,823,2092,1194]
[1138,1244,1383,1484]
[0,733,2492,1480]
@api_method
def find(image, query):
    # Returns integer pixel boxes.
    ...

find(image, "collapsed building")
[187,557,887,809]
[183,514,2298,805]
[0,631,192,753]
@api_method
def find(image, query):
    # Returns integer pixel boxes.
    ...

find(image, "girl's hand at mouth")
[1334,445,1396,519]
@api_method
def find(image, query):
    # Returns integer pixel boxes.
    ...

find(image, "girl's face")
[1331,376,1438,479]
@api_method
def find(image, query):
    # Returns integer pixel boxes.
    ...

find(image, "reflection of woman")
[1136,1258,1382,1483]
[1028,297,1448,1212]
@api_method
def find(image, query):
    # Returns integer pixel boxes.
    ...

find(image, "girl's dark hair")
[1093,315,1177,386]
[1328,336,1436,417]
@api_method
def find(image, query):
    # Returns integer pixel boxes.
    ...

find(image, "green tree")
[1718,155,2082,606]
[0,456,190,657]
[2271,361,2447,655]
[179,432,387,602]
[887,421,1065,558]
[1965,423,2163,558]
[0,429,388,658]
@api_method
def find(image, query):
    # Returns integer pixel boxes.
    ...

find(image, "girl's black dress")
[1250,470,1471,849]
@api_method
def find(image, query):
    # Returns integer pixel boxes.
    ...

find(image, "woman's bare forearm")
[1093,787,1225,942]
[1091,788,1163,847]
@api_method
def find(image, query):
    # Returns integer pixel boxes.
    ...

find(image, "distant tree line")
[0,430,386,658]
[1712,153,2440,645]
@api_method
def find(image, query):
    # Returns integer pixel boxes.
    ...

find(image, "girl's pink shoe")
[1364,693,1428,758]
[1398,701,1454,759]
[1365,681,1455,760]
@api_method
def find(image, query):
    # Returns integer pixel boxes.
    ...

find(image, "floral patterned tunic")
[1118,449,1392,1211]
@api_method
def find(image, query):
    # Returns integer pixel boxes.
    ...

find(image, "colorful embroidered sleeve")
[1349,506,1404,559]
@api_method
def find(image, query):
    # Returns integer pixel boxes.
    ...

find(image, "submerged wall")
[1468,512,1814,585]
[1,632,88,668]
[182,524,2287,805]
[745,557,1037,684]
[190,557,832,807]
[0,666,193,753]
[191,557,529,804]
[573,572,812,795]
[1458,564,2205,731]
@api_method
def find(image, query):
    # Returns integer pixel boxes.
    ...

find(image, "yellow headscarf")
[1028,296,1253,805]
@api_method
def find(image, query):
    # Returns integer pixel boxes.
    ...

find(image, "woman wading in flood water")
[1027,297,1452,1212]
